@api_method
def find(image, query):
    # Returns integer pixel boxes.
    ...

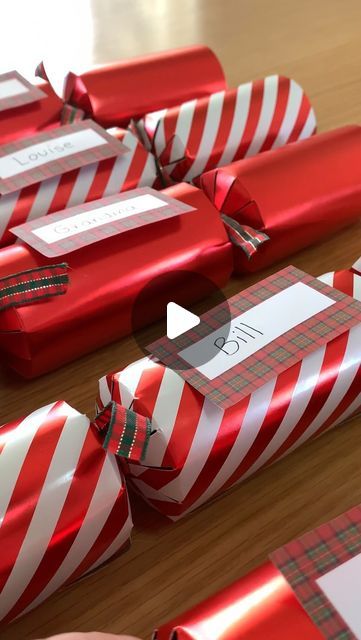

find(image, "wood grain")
[1,0,361,637]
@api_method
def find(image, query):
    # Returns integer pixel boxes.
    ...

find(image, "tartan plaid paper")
[0,263,68,310]
[0,120,128,195]
[94,401,152,462]
[271,505,361,639]
[148,266,361,409]
[221,213,269,258]
[0,71,46,113]
[11,187,196,258]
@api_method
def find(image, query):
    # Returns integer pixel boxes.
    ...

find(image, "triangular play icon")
[166,302,200,339]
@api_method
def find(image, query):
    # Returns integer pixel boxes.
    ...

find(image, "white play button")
[167,302,200,339]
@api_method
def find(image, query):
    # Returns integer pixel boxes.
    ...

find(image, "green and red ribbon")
[221,214,269,259]
[94,401,152,463]
[0,263,69,311]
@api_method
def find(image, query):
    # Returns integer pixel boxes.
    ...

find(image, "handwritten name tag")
[12,187,196,257]
[0,128,107,179]
[179,283,335,379]
[0,71,46,113]
[0,120,128,195]
[148,266,361,409]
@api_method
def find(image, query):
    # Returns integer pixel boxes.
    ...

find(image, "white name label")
[33,194,168,243]
[0,128,107,179]
[317,553,361,638]
[179,283,336,380]
[0,78,28,100]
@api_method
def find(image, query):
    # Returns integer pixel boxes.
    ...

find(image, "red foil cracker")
[154,561,323,639]
[200,125,361,273]
[0,183,232,377]
[59,45,226,127]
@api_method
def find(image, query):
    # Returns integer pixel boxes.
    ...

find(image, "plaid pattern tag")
[148,266,361,409]
[221,213,269,258]
[0,120,128,195]
[271,505,361,639]
[94,401,152,463]
[0,263,68,310]
[0,71,46,113]
[12,187,196,258]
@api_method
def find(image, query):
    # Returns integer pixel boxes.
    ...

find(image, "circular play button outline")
[131,270,232,371]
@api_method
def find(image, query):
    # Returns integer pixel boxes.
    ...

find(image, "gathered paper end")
[35,61,48,82]
[94,401,152,463]
[221,214,269,259]
[0,263,69,311]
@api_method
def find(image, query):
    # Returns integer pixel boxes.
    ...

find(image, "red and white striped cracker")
[0,127,158,247]
[0,401,132,624]
[140,75,316,183]
[318,267,361,300]
[99,319,361,521]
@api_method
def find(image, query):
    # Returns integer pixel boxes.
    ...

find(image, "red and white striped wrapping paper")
[138,75,316,183]
[0,127,158,247]
[319,258,361,300]
[0,401,132,625]
[98,315,361,520]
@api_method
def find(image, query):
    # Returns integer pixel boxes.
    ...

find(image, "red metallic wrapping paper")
[138,75,316,183]
[0,82,76,146]
[156,498,361,639]
[0,401,132,625]
[200,125,361,273]
[154,561,323,639]
[60,45,226,127]
[319,257,361,301]
[0,183,232,377]
[98,268,361,520]
[0,126,159,248]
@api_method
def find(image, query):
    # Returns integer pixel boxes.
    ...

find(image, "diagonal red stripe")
[313,360,361,439]
[232,78,265,159]
[201,89,238,173]
[2,425,106,622]
[137,382,204,490]
[65,485,130,585]
[258,76,290,152]
[267,333,349,464]
[121,138,150,190]
[3,183,40,244]
[333,270,355,297]
[217,361,302,495]
[170,96,209,181]
[0,402,67,593]
[81,158,116,203]
[287,94,314,143]
[47,169,79,214]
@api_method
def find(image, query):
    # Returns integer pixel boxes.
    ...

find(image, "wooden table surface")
[1,0,361,637]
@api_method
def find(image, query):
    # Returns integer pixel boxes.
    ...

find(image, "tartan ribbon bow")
[221,214,269,259]
[93,401,152,463]
[0,263,69,311]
